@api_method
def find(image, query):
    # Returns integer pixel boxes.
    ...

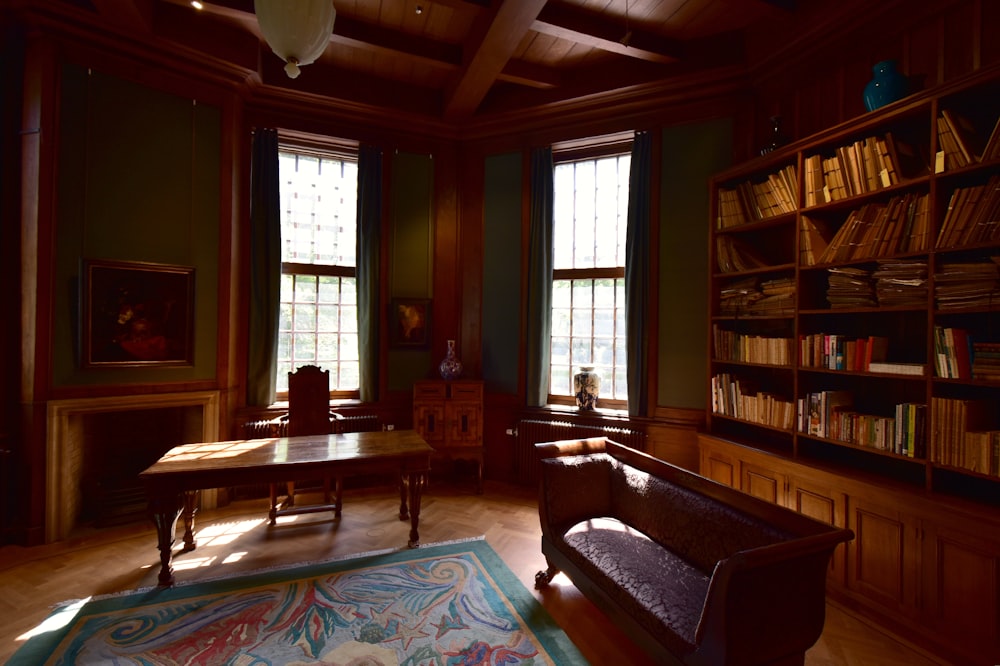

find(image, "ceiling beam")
[443,0,549,120]
[533,2,683,64]
[90,0,155,33]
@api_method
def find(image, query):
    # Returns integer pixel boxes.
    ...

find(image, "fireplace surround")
[45,391,220,542]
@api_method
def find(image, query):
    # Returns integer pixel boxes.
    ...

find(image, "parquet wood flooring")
[0,481,950,665]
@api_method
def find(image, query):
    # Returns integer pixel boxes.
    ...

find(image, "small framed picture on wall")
[390,298,430,348]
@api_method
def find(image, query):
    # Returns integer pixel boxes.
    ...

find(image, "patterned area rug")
[11,537,585,665]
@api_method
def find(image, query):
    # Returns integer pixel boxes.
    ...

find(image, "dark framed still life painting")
[390,298,430,348]
[82,259,195,367]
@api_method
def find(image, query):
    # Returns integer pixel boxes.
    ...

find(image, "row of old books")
[934,326,1000,382]
[933,326,973,379]
[934,174,1000,248]
[934,259,1000,309]
[710,373,795,429]
[715,235,769,273]
[803,133,920,206]
[807,192,929,265]
[935,109,1000,171]
[712,325,794,365]
[716,164,798,228]
[799,334,888,371]
[797,391,926,457]
[972,342,1000,382]
[930,397,1000,475]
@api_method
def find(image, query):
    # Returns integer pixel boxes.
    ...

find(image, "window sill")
[526,403,630,421]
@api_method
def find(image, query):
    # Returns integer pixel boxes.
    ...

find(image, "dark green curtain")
[247,128,281,406]
[525,147,554,406]
[625,131,651,416]
[357,144,382,402]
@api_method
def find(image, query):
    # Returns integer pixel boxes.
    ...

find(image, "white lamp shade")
[254,0,336,78]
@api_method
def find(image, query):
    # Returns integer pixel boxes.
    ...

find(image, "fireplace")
[45,391,220,542]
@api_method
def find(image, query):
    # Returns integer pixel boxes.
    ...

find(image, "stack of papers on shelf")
[827,267,876,308]
[934,259,1000,309]
[873,260,928,307]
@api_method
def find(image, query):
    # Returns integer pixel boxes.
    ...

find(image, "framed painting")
[82,259,195,367]
[390,298,430,348]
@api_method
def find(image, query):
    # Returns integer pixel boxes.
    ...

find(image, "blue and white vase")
[573,366,601,411]
[863,60,908,112]
[439,339,463,380]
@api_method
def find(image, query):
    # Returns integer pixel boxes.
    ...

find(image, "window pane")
[549,150,630,403]
[277,147,360,393]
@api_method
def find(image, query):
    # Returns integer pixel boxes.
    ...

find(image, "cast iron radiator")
[513,418,646,486]
[234,413,382,498]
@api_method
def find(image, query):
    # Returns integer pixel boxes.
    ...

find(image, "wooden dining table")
[139,429,433,587]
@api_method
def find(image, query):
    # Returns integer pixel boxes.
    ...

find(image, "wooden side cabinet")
[699,433,1000,665]
[413,380,483,493]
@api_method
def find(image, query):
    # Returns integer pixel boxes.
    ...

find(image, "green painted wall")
[657,118,733,409]
[481,153,522,394]
[387,151,434,391]
[53,65,220,386]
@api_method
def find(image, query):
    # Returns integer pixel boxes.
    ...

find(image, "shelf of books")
[707,65,1000,503]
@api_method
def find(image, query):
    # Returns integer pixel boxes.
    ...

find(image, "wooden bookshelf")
[704,64,1000,665]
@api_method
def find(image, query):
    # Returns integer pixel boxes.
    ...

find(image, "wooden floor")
[0,480,949,665]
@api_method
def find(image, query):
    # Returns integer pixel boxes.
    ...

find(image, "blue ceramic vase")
[863,60,908,112]
[439,339,463,380]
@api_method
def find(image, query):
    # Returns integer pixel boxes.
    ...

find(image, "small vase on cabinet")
[573,366,601,411]
[439,339,463,380]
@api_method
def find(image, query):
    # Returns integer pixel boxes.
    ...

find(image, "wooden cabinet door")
[414,402,446,446]
[789,476,848,583]
[921,522,1000,662]
[699,441,738,487]
[847,496,921,619]
[741,461,786,505]
[445,401,481,447]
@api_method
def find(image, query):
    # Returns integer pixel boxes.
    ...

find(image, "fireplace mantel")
[45,391,220,542]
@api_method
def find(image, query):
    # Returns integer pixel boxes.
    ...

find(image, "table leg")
[398,472,409,521]
[181,490,198,552]
[148,493,183,587]
[407,471,426,548]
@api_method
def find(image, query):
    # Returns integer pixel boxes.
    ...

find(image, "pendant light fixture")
[254,0,336,79]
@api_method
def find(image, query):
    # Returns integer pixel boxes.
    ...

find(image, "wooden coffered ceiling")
[23,0,878,132]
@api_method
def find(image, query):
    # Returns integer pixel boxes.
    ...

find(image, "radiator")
[513,418,647,486]
[234,413,382,499]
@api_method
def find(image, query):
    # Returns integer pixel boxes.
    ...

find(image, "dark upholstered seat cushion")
[560,516,709,655]
[609,462,797,573]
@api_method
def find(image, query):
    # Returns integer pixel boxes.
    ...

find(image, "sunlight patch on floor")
[173,555,218,570]
[194,518,265,547]
[16,597,91,642]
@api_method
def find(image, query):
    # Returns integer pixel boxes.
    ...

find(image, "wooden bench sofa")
[533,438,854,666]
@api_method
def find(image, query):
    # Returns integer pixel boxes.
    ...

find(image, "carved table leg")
[334,477,343,519]
[180,490,199,552]
[398,472,410,521]
[407,471,426,548]
[148,493,184,587]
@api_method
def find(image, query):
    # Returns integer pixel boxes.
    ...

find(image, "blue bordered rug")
[10,536,586,665]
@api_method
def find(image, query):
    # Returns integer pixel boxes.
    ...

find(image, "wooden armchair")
[268,365,341,524]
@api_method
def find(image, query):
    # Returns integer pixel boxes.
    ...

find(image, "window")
[549,151,631,407]
[276,148,359,397]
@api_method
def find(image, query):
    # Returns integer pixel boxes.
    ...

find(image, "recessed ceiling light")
[191,1,204,9]
[415,5,423,14]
